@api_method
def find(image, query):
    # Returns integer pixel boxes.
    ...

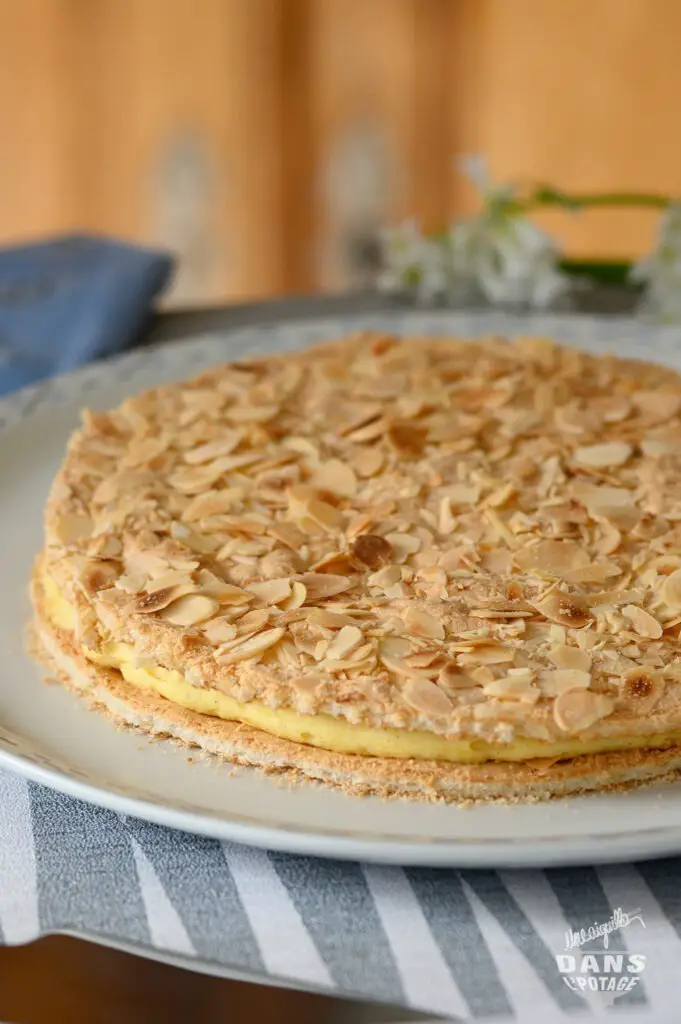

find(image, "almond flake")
[170,522,220,554]
[622,605,663,639]
[160,593,220,626]
[53,515,93,545]
[530,589,592,628]
[215,626,285,664]
[515,540,589,576]
[351,448,384,478]
[326,626,364,660]
[387,422,427,456]
[662,568,681,610]
[574,442,632,468]
[282,581,307,610]
[312,460,357,498]
[541,668,591,697]
[401,678,453,716]
[403,606,445,640]
[296,572,353,601]
[196,571,252,604]
[547,645,591,672]
[181,488,244,521]
[620,667,664,713]
[184,433,242,464]
[202,617,238,644]
[246,578,293,605]
[483,675,539,703]
[553,689,614,733]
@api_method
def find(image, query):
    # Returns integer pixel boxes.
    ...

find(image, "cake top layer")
[42,331,681,744]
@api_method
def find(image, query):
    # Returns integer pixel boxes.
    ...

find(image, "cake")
[31,331,681,802]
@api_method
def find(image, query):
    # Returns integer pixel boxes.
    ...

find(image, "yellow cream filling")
[41,573,680,764]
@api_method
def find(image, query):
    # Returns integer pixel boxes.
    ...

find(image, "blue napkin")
[0,235,174,395]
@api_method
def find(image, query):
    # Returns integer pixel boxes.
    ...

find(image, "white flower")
[449,156,569,308]
[631,203,681,321]
[377,220,450,303]
[377,157,569,308]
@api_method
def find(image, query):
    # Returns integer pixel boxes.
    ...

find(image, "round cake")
[31,331,681,802]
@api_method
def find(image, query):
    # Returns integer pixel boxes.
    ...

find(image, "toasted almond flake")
[483,676,539,703]
[53,514,93,545]
[202,617,238,644]
[541,668,591,697]
[401,678,453,716]
[296,572,353,601]
[620,667,664,713]
[457,646,516,666]
[181,487,244,521]
[548,644,591,672]
[386,422,427,456]
[622,604,663,639]
[326,625,364,660]
[160,593,219,625]
[227,403,279,424]
[484,509,518,549]
[662,568,681,609]
[290,673,324,694]
[385,531,421,562]
[368,565,402,588]
[574,442,632,468]
[170,521,220,554]
[553,689,615,733]
[215,626,285,664]
[312,460,357,497]
[312,552,361,575]
[145,570,193,593]
[282,581,307,610]
[116,572,147,594]
[633,390,681,419]
[403,606,445,640]
[350,534,393,569]
[246,578,293,605]
[196,571,252,604]
[351,448,384,478]
[438,496,456,535]
[514,540,589,576]
[530,589,592,628]
[561,562,621,585]
[184,433,242,464]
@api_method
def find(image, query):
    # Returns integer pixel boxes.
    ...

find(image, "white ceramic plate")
[6,309,681,868]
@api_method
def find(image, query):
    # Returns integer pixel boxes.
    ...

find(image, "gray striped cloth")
[1,769,679,1022]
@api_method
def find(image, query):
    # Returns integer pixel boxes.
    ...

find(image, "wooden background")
[1,0,679,303]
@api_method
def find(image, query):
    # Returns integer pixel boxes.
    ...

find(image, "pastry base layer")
[32,600,681,804]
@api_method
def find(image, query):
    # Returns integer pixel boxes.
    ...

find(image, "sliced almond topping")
[202,617,238,644]
[401,678,453,716]
[457,646,516,666]
[326,625,364,660]
[387,422,427,456]
[574,442,632,468]
[215,626,285,665]
[368,565,402,588]
[515,540,589,576]
[184,432,242,464]
[438,661,478,689]
[350,534,393,570]
[312,460,357,498]
[196,571,252,604]
[553,689,615,733]
[530,589,592,628]
[548,644,591,672]
[296,572,353,601]
[622,604,663,639]
[170,522,220,554]
[385,531,421,562]
[282,581,307,610]
[351,448,384,478]
[312,552,361,575]
[134,583,195,613]
[145,570,194,593]
[633,390,681,419]
[483,675,539,703]
[620,667,664,714]
[403,606,445,640]
[541,668,591,697]
[246,578,293,605]
[160,593,219,626]
[53,514,93,545]
[181,488,244,521]
[79,561,120,594]
[662,568,681,609]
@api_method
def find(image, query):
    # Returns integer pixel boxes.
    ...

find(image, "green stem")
[515,189,670,214]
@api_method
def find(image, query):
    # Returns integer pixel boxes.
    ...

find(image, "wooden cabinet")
[0,0,678,302]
